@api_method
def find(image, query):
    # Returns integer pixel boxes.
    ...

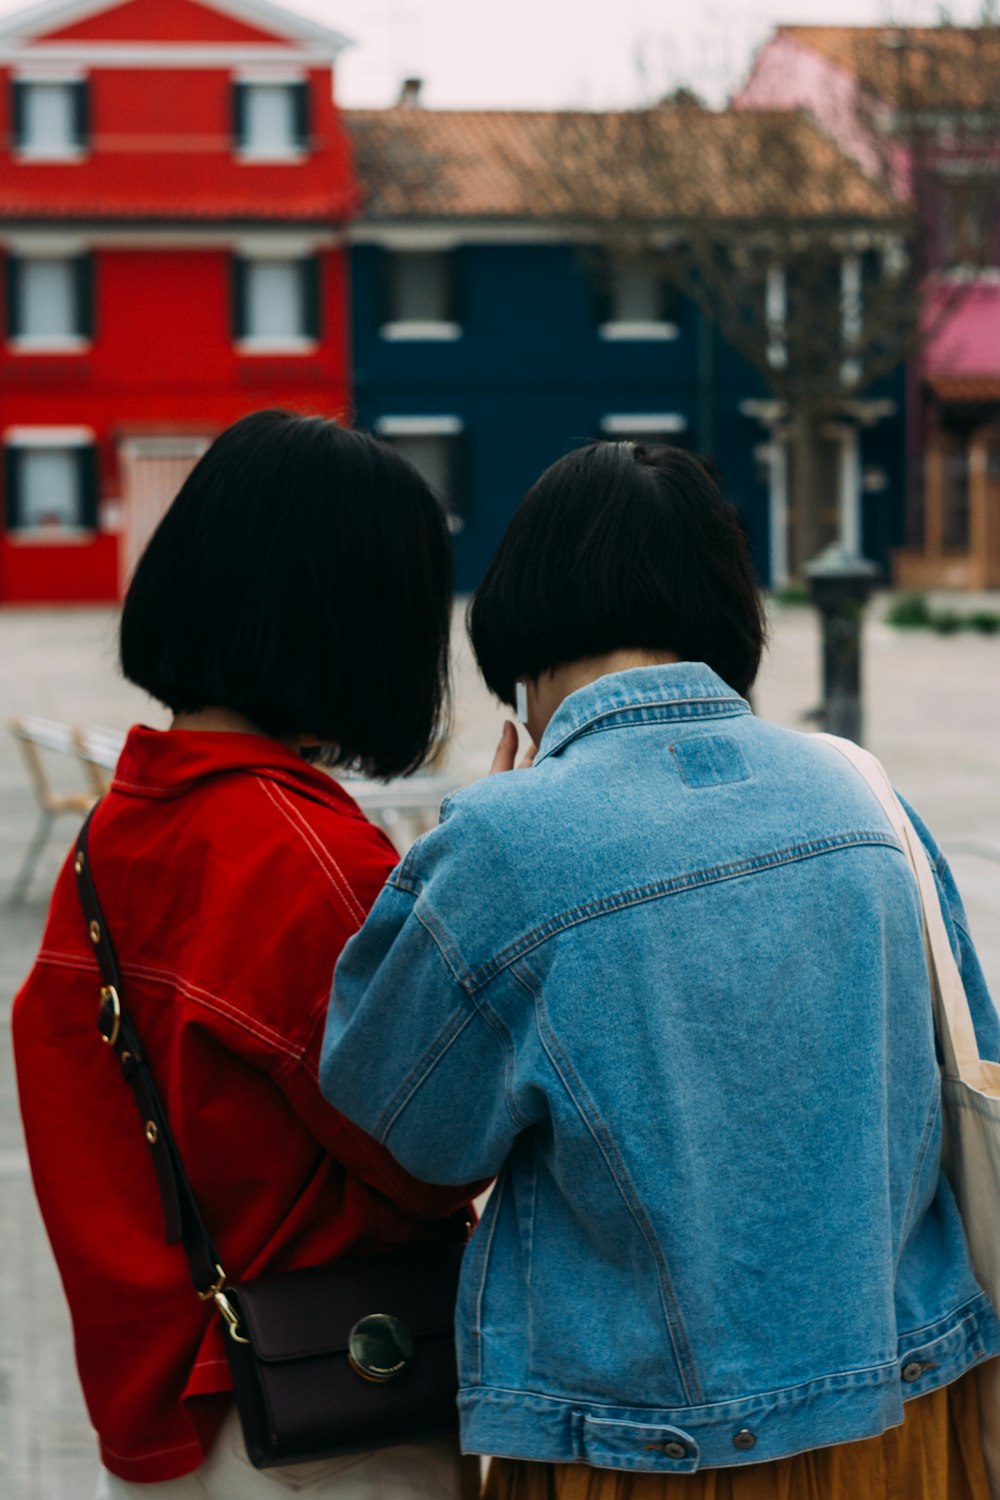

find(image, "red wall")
[0,68,355,221]
[1,0,356,604]
[0,247,351,603]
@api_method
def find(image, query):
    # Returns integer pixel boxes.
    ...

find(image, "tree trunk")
[790,408,824,576]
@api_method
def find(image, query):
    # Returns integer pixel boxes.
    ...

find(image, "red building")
[0,0,354,603]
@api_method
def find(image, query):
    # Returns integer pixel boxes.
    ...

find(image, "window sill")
[235,148,309,164]
[6,337,91,354]
[235,338,318,355]
[7,528,96,546]
[380,322,463,342]
[13,147,88,163]
[598,322,679,342]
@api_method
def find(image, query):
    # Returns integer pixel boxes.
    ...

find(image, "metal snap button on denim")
[663,1441,687,1459]
[901,1361,925,1383]
[348,1314,414,1383]
[733,1429,756,1450]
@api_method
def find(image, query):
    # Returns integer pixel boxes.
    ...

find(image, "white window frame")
[600,414,688,438]
[7,245,91,353]
[3,425,96,542]
[598,257,679,341]
[380,250,461,341]
[234,252,319,355]
[234,73,308,164]
[375,416,465,532]
[13,72,88,163]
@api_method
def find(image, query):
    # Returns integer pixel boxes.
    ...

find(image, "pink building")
[738,25,1000,590]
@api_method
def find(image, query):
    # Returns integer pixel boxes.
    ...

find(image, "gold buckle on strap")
[213,1289,250,1345]
[98,986,121,1048]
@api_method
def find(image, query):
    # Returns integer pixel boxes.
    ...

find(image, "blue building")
[347,107,906,592]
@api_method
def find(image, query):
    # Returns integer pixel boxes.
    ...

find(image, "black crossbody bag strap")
[73,807,241,1328]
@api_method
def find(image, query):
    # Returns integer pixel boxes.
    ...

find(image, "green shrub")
[931,610,963,635]
[886,593,933,629]
[771,585,810,606]
[968,610,1000,635]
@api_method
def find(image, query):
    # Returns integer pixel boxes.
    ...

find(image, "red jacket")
[12,728,477,1482]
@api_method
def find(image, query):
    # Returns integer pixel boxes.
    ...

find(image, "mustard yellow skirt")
[482,1372,990,1500]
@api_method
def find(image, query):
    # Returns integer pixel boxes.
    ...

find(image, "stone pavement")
[1,599,998,1495]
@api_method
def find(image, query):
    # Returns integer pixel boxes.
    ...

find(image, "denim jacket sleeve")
[319,817,522,1186]
[900,793,1000,1064]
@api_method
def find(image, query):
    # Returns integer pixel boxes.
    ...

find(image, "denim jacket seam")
[538,698,749,763]
[512,958,703,1406]
[894,1072,942,1277]
[375,1002,479,1143]
[466,831,904,992]
[474,985,533,1133]
[414,903,474,990]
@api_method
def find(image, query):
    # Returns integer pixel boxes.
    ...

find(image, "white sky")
[0,0,989,107]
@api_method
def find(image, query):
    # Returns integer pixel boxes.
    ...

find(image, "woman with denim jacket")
[320,441,1000,1500]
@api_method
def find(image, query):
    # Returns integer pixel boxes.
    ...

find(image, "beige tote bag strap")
[817,734,981,1081]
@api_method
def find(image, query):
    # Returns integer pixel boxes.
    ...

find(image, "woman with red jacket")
[12,411,479,1497]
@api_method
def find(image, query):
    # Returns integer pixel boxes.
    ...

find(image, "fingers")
[518,742,537,770]
[489,721,520,775]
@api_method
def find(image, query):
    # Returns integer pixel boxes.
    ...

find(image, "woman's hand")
[490,721,536,775]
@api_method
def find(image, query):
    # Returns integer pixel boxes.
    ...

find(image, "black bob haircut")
[469,441,766,704]
[120,409,452,779]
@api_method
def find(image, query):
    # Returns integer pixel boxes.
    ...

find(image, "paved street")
[1,598,998,1495]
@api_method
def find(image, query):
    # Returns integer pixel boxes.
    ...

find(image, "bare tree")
[504,26,1000,576]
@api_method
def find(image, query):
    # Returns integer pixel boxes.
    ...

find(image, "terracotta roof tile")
[346,106,891,223]
[779,25,1000,109]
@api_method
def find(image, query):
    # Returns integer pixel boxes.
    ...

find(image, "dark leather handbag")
[73,808,469,1470]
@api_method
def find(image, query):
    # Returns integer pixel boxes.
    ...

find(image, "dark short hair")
[120,410,452,778]
[468,441,766,703]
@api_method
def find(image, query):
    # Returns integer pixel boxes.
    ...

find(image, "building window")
[381,251,461,340]
[597,256,679,340]
[941,176,1000,269]
[5,253,93,349]
[12,79,89,158]
[599,413,688,446]
[233,81,309,160]
[3,438,98,535]
[376,417,465,532]
[232,256,319,350]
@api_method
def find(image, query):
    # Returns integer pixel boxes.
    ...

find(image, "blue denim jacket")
[321,664,1000,1473]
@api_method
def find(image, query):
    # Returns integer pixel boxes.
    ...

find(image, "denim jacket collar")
[536,661,751,765]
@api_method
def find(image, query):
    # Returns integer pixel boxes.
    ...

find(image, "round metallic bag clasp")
[347,1314,415,1383]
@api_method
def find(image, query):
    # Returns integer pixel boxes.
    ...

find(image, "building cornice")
[0,0,351,52]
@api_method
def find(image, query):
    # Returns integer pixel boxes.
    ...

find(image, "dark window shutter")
[445,250,463,326]
[12,80,26,150]
[78,445,98,530]
[302,255,320,339]
[5,255,22,339]
[591,250,612,326]
[292,80,310,151]
[74,253,94,340]
[3,446,23,530]
[379,249,398,324]
[232,81,248,151]
[73,79,90,149]
[447,429,468,525]
[657,276,680,325]
[232,256,247,340]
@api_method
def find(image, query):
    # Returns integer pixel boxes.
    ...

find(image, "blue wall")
[351,241,905,593]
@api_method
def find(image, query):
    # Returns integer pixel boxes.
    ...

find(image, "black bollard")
[804,545,879,745]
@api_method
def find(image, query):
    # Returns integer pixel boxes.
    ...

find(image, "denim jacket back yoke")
[321,663,1000,1474]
